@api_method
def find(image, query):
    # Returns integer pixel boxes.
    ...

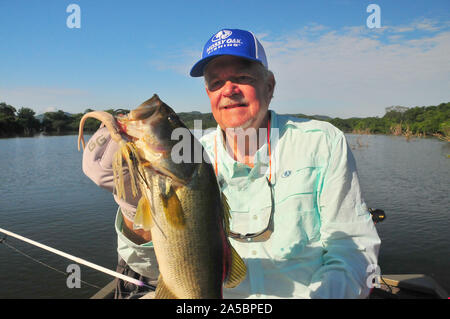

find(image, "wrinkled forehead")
[204,55,262,80]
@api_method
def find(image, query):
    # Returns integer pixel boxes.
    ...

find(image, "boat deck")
[91,274,449,299]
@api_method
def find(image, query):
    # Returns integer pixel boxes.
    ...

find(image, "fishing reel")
[369,208,386,224]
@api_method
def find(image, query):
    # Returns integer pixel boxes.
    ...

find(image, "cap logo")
[212,30,232,42]
[206,30,243,55]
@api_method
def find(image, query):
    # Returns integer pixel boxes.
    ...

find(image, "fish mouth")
[147,143,170,155]
[137,137,171,156]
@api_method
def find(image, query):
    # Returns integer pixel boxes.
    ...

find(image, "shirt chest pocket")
[264,167,322,260]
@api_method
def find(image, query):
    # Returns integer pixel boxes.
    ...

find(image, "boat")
[90,274,449,299]
[91,210,448,299]
[368,274,448,299]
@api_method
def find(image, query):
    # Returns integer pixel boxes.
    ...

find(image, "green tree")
[330,117,352,132]
[16,107,40,136]
[383,110,404,123]
[0,102,20,136]
[69,112,101,132]
[42,110,72,134]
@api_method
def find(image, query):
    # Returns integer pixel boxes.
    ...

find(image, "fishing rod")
[0,227,153,289]
[1,209,385,290]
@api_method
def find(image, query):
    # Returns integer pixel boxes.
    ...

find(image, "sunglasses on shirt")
[228,177,275,243]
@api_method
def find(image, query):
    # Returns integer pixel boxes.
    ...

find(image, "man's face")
[204,55,274,130]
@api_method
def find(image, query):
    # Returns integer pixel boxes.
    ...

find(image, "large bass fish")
[78,94,246,298]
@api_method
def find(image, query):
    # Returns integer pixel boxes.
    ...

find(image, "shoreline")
[1,131,448,142]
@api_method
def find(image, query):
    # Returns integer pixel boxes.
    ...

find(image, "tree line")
[0,103,118,137]
[328,102,449,140]
[1,101,449,140]
[0,103,220,137]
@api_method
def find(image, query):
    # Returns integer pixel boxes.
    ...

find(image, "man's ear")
[266,72,276,101]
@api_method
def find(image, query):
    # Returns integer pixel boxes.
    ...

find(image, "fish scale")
[143,163,224,298]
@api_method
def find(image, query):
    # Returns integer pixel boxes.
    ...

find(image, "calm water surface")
[0,133,449,298]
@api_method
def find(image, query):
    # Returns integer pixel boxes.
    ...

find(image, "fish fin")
[221,192,231,234]
[159,186,185,229]
[133,196,153,231]
[221,192,246,288]
[224,245,247,289]
[155,275,177,299]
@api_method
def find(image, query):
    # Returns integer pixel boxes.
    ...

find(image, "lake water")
[0,133,449,298]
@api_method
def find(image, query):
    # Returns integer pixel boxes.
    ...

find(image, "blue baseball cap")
[190,28,268,77]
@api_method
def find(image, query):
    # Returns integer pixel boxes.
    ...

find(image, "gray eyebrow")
[205,67,257,81]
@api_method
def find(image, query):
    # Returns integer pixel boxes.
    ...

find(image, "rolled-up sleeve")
[309,133,381,298]
[82,127,140,213]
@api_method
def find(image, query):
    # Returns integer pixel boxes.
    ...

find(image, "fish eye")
[167,114,177,123]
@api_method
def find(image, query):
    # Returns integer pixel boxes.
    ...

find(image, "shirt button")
[253,215,257,220]
[252,250,257,256]
[282,170,292,178]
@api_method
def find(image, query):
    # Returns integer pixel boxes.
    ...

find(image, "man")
[83,28,380,298]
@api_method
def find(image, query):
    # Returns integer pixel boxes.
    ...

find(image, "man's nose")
[222,80,240,97]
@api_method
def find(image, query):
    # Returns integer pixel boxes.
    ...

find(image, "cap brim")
[189,56,221,77]
[190,54,266,77]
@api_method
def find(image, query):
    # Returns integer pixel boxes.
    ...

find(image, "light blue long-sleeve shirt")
[199,110,381,299]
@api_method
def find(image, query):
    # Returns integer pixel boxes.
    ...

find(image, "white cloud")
[259,22,450,118]
[387,18,447,34]
[2,20,448,119]
[44,106,57,113]
[391,26,416,33]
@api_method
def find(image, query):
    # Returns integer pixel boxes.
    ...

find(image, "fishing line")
[0,237,102,290]
[1,237,155,298]
[379,275,397,297]
[0,227,155,290]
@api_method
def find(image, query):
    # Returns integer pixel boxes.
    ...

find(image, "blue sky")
[0,0,449,118]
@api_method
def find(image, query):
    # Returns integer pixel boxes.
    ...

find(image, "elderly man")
[83,28,380,299]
